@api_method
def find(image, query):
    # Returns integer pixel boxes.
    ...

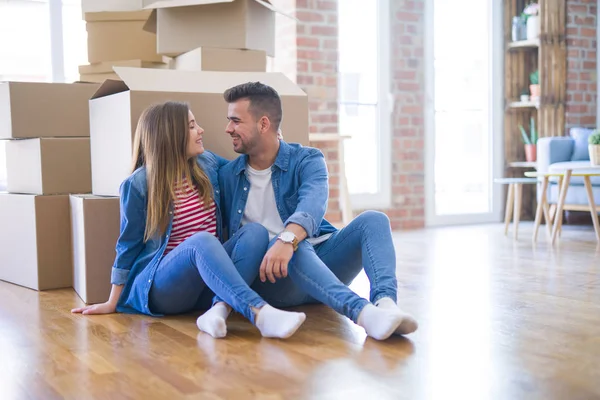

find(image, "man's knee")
[238,223,269,251]
[355,210,391,231]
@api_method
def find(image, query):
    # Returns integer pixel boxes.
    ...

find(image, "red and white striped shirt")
[164,178,217,255]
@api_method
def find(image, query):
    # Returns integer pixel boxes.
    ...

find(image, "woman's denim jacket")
[110,151,227,316]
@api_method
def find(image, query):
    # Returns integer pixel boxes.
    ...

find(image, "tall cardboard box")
[6,138,92,195]
[85,11,163,63]
[143,0,293,57]
[0,82,99,139]
[70,195,120,305]
[0,194,72,291]
[171,47,267,72]
[89,67,308,196]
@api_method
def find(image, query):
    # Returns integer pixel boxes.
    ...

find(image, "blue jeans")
[149,222,268,324]
[251,211,398,323]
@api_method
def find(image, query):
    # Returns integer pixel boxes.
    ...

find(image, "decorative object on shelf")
[529,69,540,100]
[523,2,540,40]
[589,130,600,166]
[519,117,538,162]
[520,89,530,102]
[511,15,527,42]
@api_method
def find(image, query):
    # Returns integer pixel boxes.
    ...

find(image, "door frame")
[424,0,504,227]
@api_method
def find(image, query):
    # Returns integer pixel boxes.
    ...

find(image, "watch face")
[280,231,295,241]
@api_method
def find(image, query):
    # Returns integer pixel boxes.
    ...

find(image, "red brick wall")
[566,0,597,130]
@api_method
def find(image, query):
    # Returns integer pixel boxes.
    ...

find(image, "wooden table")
[494,177,539,239]
[525,170,600,244]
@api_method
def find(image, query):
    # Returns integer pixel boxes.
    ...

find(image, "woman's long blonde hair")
[131,101,213,242]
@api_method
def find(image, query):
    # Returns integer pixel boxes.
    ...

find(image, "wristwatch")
[277,231,298,251]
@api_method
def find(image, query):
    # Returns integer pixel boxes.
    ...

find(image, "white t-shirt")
[241,164,332,245]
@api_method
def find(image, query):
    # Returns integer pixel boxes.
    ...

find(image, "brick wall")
[566,0,597,130]
[274,0,426,229]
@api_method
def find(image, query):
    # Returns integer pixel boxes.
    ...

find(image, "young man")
[217,82,418,340]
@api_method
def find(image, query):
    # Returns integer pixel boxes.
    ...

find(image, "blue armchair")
[536,127,600,206]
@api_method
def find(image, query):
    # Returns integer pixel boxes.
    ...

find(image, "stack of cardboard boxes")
[79,0,281,82]
[0,81,118,304]
[0,0,311,306]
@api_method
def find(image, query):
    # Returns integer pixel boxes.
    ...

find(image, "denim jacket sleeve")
[111,178,147,285]
[284,149,329,238]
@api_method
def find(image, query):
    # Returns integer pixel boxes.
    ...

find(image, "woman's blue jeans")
[251,211,399,323]
[148,222,268,324]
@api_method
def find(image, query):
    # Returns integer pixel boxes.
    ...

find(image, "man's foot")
[255,304,306,339]
[196,302,230,338]
[375,297,418,335]
[357,304,404,340]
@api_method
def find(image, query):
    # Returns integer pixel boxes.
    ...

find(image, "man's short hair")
[223,82,282,131]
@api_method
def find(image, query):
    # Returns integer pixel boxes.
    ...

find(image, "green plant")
[589,131,600,145]
[530,70,539,85]
[519,117,538,145]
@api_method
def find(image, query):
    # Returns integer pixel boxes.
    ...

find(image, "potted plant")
[589,130,600,166]
[529,70,540,100]
[519,117,538,162]
[523,2,540,40]
[520,88,530,102]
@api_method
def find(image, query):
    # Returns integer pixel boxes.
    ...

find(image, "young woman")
[72,101,306,340]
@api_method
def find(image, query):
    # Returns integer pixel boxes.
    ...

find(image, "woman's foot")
[196,302,231,338]
[357,304,404,340]
[375,297,419,335]
[255,305,306,339]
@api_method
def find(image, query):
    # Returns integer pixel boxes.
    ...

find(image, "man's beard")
[233,129,260,154]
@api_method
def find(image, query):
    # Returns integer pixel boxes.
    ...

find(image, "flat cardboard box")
[6,138,92,195]
[79,73,121,83]
[70,195,120,305]
[79,59,168,75]
[82,0,157,13]
[0,82,99,139]
[171,47,267,72]
[0,194,72,291]
[89,67,308,196]
[143,0,294,57]
[86,11,163,63]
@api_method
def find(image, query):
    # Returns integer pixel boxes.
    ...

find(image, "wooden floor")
[1,223,599,400]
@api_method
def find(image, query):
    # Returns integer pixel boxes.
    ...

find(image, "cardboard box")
[143,0,293,57]
[70,195,120,305]
[6,138,92,195]
[171,47,267,72]
[89,67,308,196]
[85,11,163,63]
[79,59,168,83]
[0,82,99,139]
[82,0,157,13]
[0,194,72,291]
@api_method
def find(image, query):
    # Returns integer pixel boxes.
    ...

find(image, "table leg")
[551,170,572,245]
[513,183,522,239]
[504,183,515,236]
[533,177,549,242]
[583,176,600,243]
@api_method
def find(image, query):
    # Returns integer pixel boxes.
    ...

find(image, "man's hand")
[260,240,294,283]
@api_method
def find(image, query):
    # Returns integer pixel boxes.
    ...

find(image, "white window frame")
[339,0,392,211]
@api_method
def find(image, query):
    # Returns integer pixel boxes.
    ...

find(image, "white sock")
[196,302,230,339]
[255,304,306,339]
[375,297,419,335]
[357,304,404,340]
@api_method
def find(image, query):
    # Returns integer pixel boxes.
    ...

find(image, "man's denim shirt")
[219,140,337,241]
[110,150,227,316]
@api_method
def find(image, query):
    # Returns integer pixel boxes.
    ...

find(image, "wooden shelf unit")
[503,0,566,220]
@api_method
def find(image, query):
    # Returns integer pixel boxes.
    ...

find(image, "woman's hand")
[71,301,117,315]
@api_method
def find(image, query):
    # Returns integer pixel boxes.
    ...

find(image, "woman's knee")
[187,231,222,251]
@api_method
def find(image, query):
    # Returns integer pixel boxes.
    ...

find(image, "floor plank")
[0,222,599,399]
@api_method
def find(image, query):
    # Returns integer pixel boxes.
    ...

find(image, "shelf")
[509,161,538,169]
[507,38,540,49]
[508,100,540,109]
